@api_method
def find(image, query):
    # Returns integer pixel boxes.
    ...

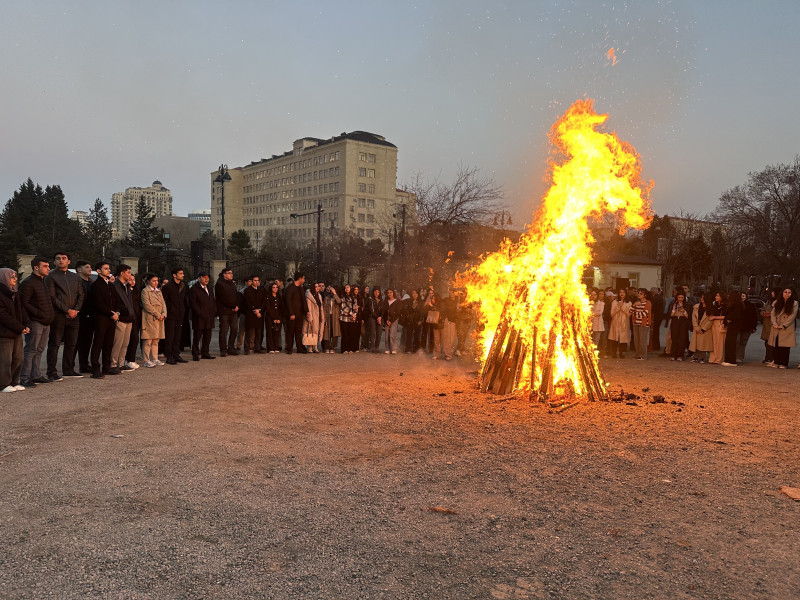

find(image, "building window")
[368,169,375,178]
[358,198,366,208]
[358,213,365,222]
[358,167,367,177]
[359,152,367,161]
[367,199,375,208]
[357,228,365,238]
[358,183,366,192]
[367,214,374,223]
[368,153,376,163]
[366,229,374,238]
[368,184,375,194]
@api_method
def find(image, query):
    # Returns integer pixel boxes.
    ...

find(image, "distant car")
[747,297,766,323]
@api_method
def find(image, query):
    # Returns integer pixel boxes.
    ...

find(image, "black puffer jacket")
[19,274,55,325]
[0,283,28,338]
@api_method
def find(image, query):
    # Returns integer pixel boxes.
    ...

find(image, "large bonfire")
[459,99,653,402]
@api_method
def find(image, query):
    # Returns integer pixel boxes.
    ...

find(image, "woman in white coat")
[607,289,632,358]
[302,286,322,353]
[589,289,605,346]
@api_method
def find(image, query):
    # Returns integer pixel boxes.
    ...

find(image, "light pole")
[214,164,232,261]
[290,203,324,282]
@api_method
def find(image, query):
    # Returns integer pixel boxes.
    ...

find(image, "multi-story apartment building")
[210,131,405,248]
[188,209,212,234]
[111,180,173,239]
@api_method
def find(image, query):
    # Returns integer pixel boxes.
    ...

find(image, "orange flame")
[606,47,618,66]
[459,99,652,396]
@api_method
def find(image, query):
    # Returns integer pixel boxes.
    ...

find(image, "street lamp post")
[214,164,232,261]
[290,203,324,282]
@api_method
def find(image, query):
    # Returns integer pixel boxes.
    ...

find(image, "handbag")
[425,310,440,324]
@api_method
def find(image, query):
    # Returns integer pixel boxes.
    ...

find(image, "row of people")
[589,285,798,367]
[0,257,477,392]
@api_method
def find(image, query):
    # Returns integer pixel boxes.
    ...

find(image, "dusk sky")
[3,1,798,228]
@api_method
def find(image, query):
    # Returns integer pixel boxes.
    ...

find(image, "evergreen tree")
[82,198,113,262]
[31,184,84,257]
[127,195,161,251]
[227,228,253,258]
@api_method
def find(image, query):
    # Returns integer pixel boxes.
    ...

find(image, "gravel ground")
[0,334,798,600]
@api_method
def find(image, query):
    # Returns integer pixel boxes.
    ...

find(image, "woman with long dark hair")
[668,292,691,361]
[607,289,632,358]
[769,287,798,369]
[265,282,285,353]
[403,288,423,353]
[760,287,780,365]
[689,293,714,363]
[708,291,727,365]
[339,284,359,353]
[721,291,744,366]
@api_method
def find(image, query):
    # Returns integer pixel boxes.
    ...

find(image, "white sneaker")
[720,362,737,367]
[391,351,397,354]
[155,360,165,366]
[143,361,156,368]
[126,362,140,369]
[1,385,16,393]
[14,385,25,391]
[385,350,390,354]
[454,350,462,357]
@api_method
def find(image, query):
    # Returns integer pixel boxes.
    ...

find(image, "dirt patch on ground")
[1,349,798,599]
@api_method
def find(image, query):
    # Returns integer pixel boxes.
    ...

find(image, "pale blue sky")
[2,1,798,226]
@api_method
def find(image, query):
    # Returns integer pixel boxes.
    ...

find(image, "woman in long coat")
[264,282,284,354]
[302,287,322,353]
[760,288,779,364]
[668,292,691,361]
[769,287,798,369]
[140,273,167,367]
[689,293,714,363]
[607,289,632,358]
[321,286,341,353]
[708,292,727,365]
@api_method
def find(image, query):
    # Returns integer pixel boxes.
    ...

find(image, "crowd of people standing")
[0,255,477,393]
[589,284,798,368]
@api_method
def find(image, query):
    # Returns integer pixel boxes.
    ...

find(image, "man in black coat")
[283,272,308,354]
[161,267,188,364]
[20,256,56,386]
[75,260,95,373]
[45,251,85,381]
[242,275,267,354]
[215,268,239,356]
[189,272,217,360]
[89,261,119,378]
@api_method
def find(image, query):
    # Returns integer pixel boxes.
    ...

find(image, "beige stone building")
[111,180,173,239]
[210,131,403,248]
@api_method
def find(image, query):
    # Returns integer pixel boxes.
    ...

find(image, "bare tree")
[712,157,800,283]
[405,163,504,227]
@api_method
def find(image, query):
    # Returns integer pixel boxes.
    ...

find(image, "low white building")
[587,254,663,290]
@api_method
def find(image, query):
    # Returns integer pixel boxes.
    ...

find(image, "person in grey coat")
[45,251,85,380]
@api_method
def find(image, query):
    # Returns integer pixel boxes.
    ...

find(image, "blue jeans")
[23,320,50,381]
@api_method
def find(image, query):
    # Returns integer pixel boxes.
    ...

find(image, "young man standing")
[189,272,216,360]
[45,251,85,380]
[110,264,135,373]
[284,272,307,354]
[161,267,187,364]
[215,268,239,356]
[75,260,94,373]
[90,261,119,378]
[19,257,55,386]
[631,288,652,360]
